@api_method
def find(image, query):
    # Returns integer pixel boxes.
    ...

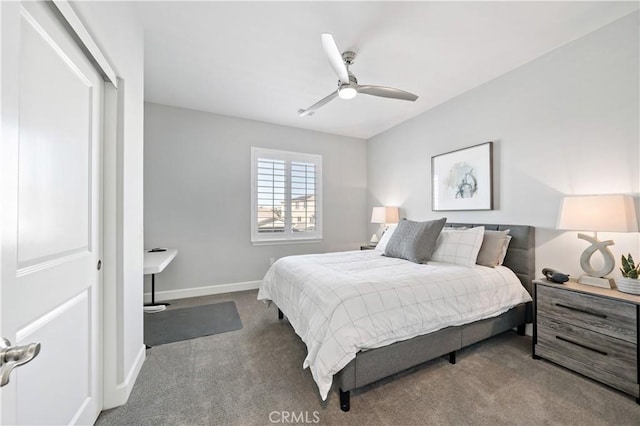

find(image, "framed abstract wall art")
[431,142,493,211]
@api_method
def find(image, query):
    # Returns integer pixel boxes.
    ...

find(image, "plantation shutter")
[256,157,286,234]
[290,161,317,234]
[251,148,322,243]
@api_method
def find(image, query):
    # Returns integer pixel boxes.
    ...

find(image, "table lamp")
[370,206,399,245]
[557,194,638,288]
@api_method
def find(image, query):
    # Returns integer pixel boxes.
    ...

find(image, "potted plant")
[616,254,640,295]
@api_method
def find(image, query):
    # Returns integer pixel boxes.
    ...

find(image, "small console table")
[143,248,177,309]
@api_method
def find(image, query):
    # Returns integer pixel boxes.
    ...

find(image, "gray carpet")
[99,290,640,426]
[144,301,242,346]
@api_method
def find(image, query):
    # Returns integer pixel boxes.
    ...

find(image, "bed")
[258,223,535,411]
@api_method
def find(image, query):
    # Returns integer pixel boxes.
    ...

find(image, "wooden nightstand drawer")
[537,316,637,382]
[535,345,639,397]
[537,284,637,343]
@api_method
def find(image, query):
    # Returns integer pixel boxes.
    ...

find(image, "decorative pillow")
[384,218,446,263]
[374,224,397,252]
[476,229,512,267]
[431,226,485,267]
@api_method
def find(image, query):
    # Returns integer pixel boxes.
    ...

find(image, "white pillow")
[431,226,485,267]
[374,224,397,252]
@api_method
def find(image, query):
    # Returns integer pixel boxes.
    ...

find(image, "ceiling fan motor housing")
[338,73,358,87]
[338,51,358,89]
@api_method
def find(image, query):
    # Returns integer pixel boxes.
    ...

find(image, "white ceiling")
[137,1,638,139]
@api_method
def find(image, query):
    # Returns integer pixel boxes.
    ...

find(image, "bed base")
[276,303,529,412]
[330,303,529,411]
[278,302,529,411]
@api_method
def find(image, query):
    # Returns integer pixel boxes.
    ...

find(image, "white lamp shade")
[371,206,399,224]
[557,195,638,232]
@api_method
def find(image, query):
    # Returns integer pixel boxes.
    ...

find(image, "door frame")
[51,0,129,411]
[0,0,125,419]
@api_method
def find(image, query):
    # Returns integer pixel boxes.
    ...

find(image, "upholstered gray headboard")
[444,223,536,296]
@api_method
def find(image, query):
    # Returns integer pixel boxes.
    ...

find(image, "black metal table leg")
[144,273,170,307]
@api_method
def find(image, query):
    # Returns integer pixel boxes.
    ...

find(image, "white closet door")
[1,1,103,424]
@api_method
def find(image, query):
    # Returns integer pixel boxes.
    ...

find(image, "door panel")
[16,292,90,426]
[18,4,92,267]
[1,1,103,424]
[16,255,90,331]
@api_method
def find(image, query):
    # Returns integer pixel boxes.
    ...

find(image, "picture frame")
[431,142,493,211]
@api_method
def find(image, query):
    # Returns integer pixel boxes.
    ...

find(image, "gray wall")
[367,12,639,279]
[144,103,367,294]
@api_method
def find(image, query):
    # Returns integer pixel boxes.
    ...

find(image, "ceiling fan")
[298,33,418,116]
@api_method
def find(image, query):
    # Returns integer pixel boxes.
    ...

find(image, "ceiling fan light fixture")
[338,85,357,100]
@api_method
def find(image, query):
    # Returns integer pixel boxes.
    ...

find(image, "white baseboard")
[145,280,262,303]
[103,344,146,409]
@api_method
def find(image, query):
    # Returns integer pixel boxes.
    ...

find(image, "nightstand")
[533,279,639,403]
[360,245,376,251]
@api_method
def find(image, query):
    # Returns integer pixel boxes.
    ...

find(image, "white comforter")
[257,250,532,400]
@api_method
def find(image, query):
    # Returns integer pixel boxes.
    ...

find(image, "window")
[251,147,322,243]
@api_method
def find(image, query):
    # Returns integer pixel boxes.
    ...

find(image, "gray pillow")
[384,218,447,263]
[476,229,512,267]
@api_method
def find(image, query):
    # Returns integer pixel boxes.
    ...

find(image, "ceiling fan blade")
[321,33,349,84]
[357,85,418,102]
[298,90,338,116]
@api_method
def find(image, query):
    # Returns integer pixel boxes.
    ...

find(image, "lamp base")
[578,275,614,289]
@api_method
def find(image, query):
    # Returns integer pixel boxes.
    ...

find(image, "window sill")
[251,238,322,246]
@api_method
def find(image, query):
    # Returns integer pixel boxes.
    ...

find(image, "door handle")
[0,338,41,387]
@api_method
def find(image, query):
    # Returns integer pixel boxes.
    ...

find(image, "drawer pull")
[555,335,608,356]
[555,303,607,319]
